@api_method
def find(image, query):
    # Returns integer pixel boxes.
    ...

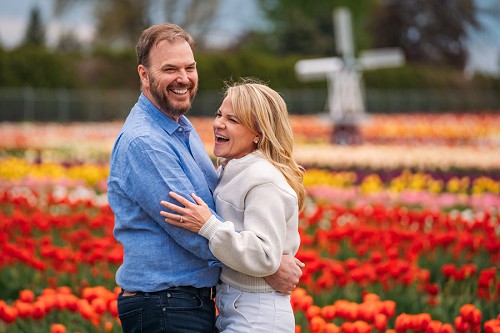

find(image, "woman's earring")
[253,138,259,144]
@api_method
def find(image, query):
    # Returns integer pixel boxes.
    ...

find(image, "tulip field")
[0,113,499,333]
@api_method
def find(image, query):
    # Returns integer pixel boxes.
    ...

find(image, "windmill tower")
[295,7,405,144]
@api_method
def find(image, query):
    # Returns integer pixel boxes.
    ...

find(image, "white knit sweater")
[199,151,300,292]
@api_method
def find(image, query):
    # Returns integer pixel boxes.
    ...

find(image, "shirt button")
[163,308,166,312]
[178,128,183,132]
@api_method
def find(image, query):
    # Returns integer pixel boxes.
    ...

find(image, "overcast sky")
[0,0,498,75]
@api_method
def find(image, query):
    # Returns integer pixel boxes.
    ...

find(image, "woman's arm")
[161,190,304,292]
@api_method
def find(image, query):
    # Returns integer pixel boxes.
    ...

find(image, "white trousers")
[215,282,295,333]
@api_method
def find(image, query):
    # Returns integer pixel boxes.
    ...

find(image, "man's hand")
[264,254,305,294]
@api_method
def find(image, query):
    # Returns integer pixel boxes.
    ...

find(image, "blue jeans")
[117,288,216,333]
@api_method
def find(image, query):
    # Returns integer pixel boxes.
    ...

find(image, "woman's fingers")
[160,210,180,221]
[160,200,183,214]
[160,191,192,214]
[191,193,208,207]
[169,191,192,205]
[164,191,206,209]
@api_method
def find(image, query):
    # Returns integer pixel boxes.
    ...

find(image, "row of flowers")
[294,143,500,172]
[292,289,500,333]
[2,287,499,333]
[1,114,500,167]
[3,142,499,174]
[2,114,499,149]
[1,158,499,196]
[1,175,499,332]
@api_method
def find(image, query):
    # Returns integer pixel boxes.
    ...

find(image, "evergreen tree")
[22,6,46,48]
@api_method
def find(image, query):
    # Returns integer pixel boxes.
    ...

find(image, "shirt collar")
[138,93,193,135]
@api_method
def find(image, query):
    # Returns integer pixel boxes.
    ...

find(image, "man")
[107,23,303,333]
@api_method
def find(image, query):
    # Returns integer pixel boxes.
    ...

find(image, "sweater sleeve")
[198,182,291,277]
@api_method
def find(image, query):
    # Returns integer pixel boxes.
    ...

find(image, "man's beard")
[149,73,198,119]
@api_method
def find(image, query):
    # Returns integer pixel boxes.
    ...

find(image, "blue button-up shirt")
[108,93,221,292]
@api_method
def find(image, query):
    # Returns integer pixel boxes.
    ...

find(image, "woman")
[160,78,306,332]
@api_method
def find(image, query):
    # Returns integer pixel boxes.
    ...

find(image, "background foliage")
[0,0,498,93]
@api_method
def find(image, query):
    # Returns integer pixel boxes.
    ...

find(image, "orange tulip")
[454,316,470,333]
[416,313,432,331]
[352,320,372,333]
[104,320,114,332]
[439,323,453,333]
[426,320,442,333]
[321,305,336,321]
[91,297,107,315]
[395,313,411,332]
[18,289,35,303]
[324,323,340,333]
[471,308,482,326]
[309,315,326,333]
[484,319,500,333]
[306,305,322,320]
[459,304,475,322]
[50,323,66,333]
[341,322,355,333]
[380,300,396,318]
[13,301,32,318]
[374,313,388,331]
[109,299,118,317]
[60,294,79,312]
[295,294,314,312]
[77,299,96,321]
[363,293,380,303]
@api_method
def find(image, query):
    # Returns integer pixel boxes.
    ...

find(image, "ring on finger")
[179,216,183,223]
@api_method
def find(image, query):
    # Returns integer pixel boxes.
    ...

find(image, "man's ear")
[138,65,149,85]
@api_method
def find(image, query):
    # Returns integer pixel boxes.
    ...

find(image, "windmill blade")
[334,7,354,61]
[357,48,405,70]
[295,57,344,81]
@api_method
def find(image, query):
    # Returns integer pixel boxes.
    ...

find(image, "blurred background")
[0,0,499,122]
[1,4,500,332]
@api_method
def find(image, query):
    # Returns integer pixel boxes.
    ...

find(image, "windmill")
[295,7,405,144]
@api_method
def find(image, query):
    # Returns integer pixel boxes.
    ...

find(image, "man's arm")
[264,254,305,294]
[126,138,219,261]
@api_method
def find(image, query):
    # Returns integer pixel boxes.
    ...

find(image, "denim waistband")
[124,286,216,300]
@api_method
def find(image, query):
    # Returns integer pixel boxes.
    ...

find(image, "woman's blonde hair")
[221,78,306,210]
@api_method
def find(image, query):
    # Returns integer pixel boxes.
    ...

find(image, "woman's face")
[212,96,258,161]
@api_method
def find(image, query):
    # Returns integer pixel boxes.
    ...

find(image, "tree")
[94,0,151,49]
[56,30,83,53]
[368,0,480,70]
[21,6,46,48]
[53,0,221,50]
[255,0,378,56]
[162,0,220,48]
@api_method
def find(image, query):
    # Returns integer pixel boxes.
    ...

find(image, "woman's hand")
[160,192,212,233]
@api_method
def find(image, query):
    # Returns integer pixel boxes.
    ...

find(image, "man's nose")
[176,69,189,83]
